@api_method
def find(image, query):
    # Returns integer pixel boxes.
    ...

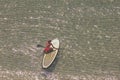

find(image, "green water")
[0,0,120,80]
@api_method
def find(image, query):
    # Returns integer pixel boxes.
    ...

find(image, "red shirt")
[44,41,53,53]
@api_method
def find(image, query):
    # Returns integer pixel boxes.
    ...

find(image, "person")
[43,40,54,53]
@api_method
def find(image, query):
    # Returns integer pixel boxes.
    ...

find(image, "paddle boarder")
[42,38,59,68]
[43,40,57,53]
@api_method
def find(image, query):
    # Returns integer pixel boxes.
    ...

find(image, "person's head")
[48,40,51,43]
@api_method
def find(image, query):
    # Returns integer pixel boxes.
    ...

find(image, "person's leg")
[47,48,53,53]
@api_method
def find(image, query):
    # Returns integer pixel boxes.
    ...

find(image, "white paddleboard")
[42,38,59,68]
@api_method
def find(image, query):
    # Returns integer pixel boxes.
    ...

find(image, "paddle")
[37,44,63,50]
[37,44,45,48]
[36,44,45,57]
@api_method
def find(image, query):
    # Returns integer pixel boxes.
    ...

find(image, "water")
[0,0,120,80]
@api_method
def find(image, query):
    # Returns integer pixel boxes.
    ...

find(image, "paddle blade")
[37,44,45,48]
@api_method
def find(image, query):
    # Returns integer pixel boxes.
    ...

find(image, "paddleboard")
[42,38,60,68]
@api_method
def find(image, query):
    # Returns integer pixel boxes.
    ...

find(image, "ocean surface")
[0,0,120,80]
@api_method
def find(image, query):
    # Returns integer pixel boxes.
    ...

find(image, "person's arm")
[51,43,58,50]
